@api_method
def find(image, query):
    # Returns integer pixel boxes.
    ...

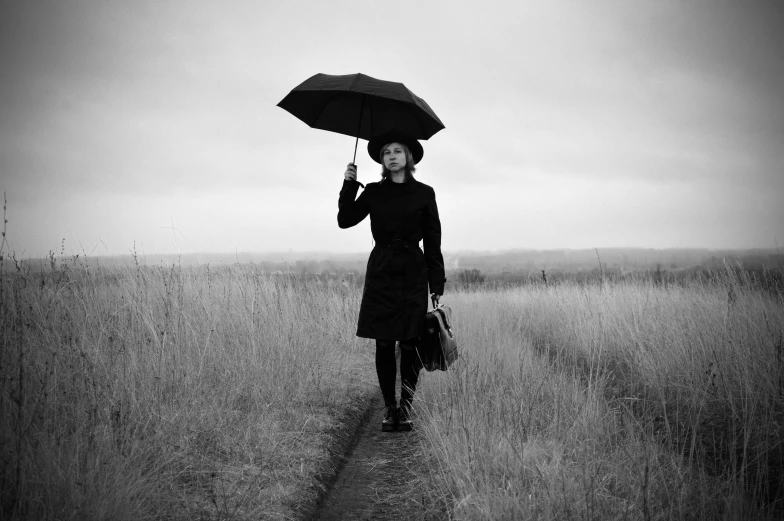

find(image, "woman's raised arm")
[337,165,370,228]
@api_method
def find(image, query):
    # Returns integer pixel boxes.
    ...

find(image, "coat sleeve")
[337,180,370,229]
[423,186,446,295]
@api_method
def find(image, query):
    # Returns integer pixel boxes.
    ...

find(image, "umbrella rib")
[310,90,349,129]
[348,73,363,92]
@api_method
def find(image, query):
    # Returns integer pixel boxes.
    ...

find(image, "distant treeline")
[450,247,784,273]
[447,263,782,288]
[445,262,784,299]
[6,248,782,293]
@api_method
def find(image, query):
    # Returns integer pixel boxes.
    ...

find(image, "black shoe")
[382,405,398,432]
[398,406,413,431]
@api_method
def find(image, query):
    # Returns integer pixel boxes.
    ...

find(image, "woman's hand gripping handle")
[344,163,357,182]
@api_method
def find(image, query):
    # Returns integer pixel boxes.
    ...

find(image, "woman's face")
[382,142,407,173]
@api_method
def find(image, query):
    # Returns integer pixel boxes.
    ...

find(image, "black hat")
[367,130,424,165]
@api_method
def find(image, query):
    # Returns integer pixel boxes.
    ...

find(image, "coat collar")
[381,177,418,193]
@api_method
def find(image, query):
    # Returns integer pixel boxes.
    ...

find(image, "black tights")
[375,339,422,409]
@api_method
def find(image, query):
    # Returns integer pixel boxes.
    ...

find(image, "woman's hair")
[379,142,417,181]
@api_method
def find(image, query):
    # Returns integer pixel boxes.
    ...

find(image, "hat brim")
[367,131,424,165]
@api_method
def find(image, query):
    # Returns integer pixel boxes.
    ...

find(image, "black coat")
[338,178,446,341]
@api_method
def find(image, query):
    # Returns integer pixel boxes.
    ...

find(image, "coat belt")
[376,238,420,251]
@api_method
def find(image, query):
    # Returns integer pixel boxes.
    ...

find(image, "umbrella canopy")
[277,73,445,162]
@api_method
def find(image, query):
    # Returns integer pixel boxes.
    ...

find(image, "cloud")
[2,0,782,255]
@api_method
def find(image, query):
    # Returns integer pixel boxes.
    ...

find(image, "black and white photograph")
[1,1,783,519]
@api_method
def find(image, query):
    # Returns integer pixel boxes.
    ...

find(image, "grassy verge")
[5,248,781,519]
[0,257,375,520]
[414,269,784,519]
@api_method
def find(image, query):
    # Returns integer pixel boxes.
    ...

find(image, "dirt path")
[312,396,436,521]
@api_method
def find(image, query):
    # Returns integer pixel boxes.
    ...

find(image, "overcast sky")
[1,0,782,258]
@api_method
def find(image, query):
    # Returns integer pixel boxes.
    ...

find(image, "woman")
[338,130,445,432]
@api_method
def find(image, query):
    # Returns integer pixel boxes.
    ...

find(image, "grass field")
[416,269,784,520]
[0,256,375,519]
[1,252,782,520]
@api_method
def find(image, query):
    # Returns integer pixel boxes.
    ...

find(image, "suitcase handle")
[430,306,452,333]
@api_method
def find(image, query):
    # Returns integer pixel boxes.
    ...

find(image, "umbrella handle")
[346,159,364,188]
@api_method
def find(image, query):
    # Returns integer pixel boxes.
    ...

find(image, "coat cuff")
[339,180,360,199]
[428,275,446,295]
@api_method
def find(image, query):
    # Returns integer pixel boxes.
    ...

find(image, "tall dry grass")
[0,254,375,520]
[415,269,784,520]
[4,223,782,521]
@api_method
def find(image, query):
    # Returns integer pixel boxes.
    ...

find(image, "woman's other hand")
[431,293,442,306]
[344,163,358,182]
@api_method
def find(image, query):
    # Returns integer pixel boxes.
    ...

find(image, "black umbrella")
[277,73,445,164]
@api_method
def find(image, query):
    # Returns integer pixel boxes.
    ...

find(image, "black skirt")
[356,244,428,341]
